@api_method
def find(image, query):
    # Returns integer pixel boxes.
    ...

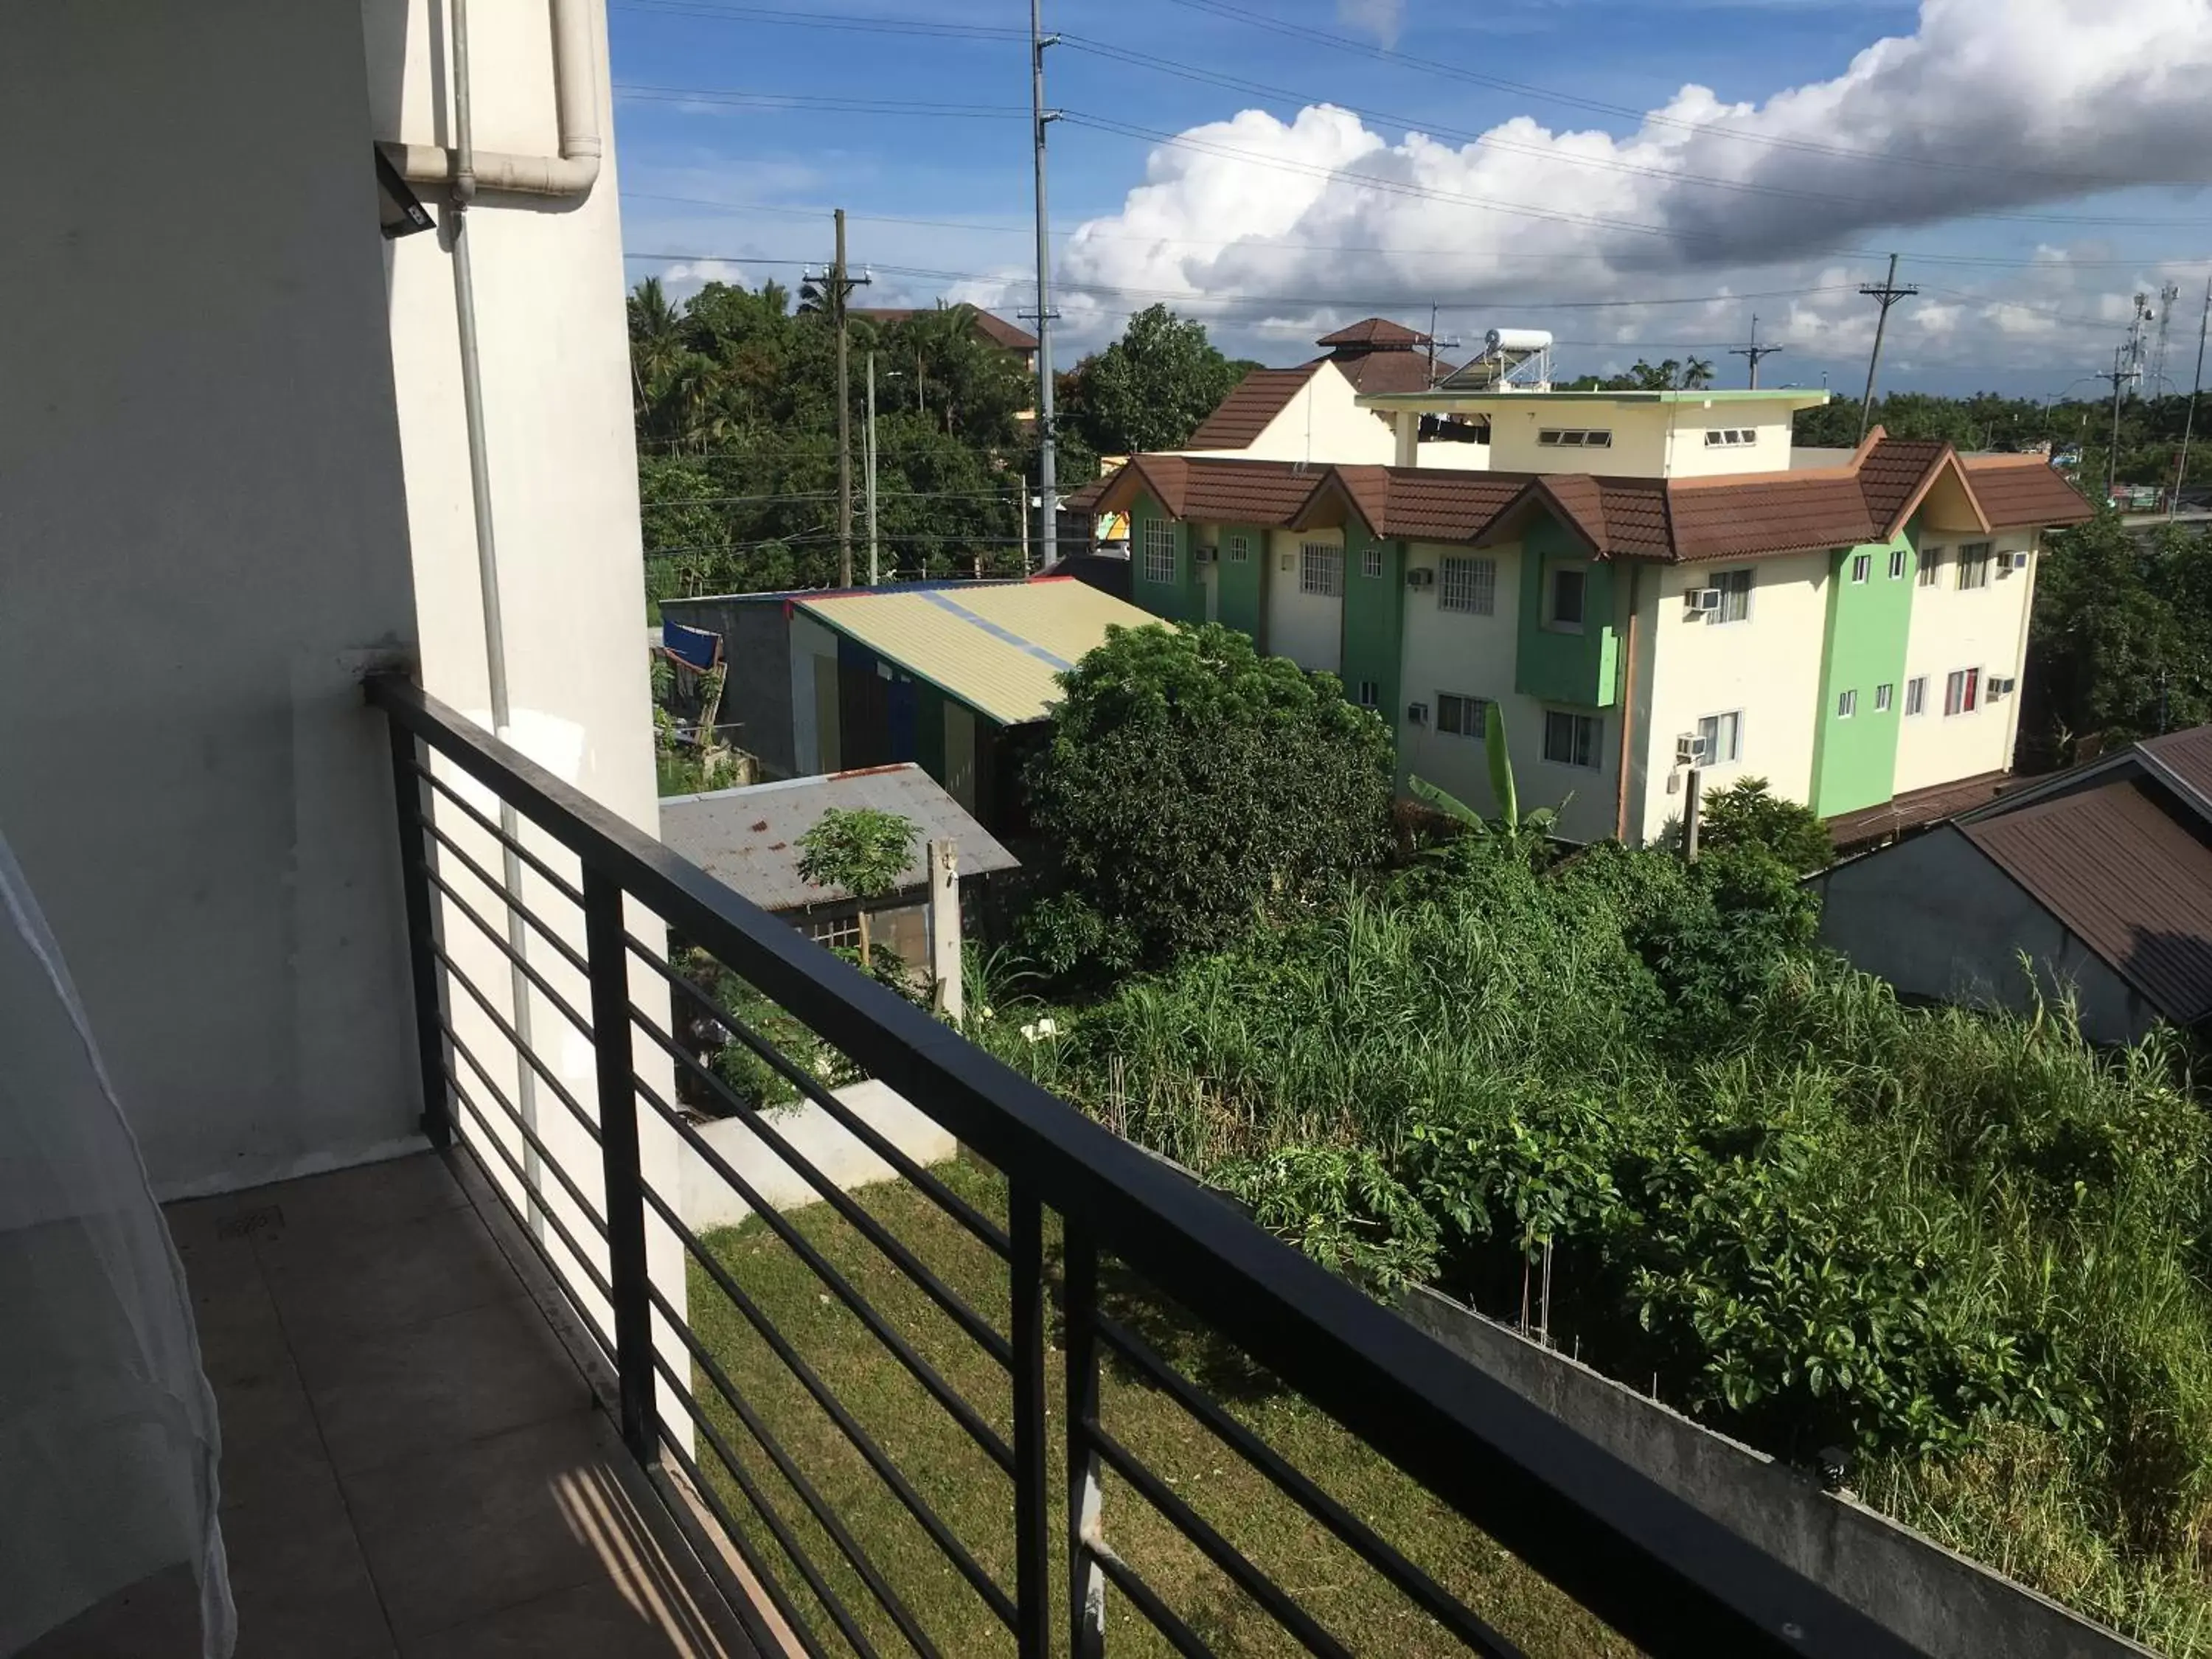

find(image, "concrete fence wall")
[1397,1284,2150,1659]
[677,1079,957,1231]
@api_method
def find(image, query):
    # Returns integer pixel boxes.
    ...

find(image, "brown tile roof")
[851,307,1038,352]
[1317,317,1429,347]
[1089,453,1326,528]
[1857,437,1951,530]
[1960,453,2097,529]
[1963,779,2212,1023]
[1359,470,1524,541]
[1335,351,1455,394]
[1183,362,1326,450]
[1668,473,1879,563]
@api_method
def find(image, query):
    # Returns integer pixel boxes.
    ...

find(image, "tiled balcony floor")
[27,1153,754,1659]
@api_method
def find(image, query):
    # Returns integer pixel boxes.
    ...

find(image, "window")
[1888,547,1907,580]
[1355,680,1380,708]
[1548,564,1586,630]
[1837,689,1858,719]
[1957,542,1993,591]
[1436,692,1489,737]
[1905,675,1927,716]
[1438,554,1497,615]
[1360,543,1384,579]
[1919,546,1944,588]
[1851,553,1872,584]
[1703,428,1756,448]
[1543,709,1601,768]
[1711,566,1753,625]
[1944,668,1980,716]
[808,914,861,951]
[1875,681,1894,713]
[1537,428,1613,448]
[1226,532,1251,563]
[1696,711,1743,765]
[1141,518,1176,585]
[1300,542,1343,597]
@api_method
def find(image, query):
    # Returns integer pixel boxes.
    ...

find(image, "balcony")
[25,676,1916,1659]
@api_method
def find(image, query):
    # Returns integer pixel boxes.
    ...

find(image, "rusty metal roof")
[1183,362,1327,450]
[660,763,1018,911]
[1963,778,2212,1023]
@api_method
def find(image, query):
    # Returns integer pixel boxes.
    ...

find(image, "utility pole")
[865,350,880,584]
[1857,254,1918,441]
[1029,0,1060,574]
[2172,279,2210,520]
[1730,313,1783,389]
[2098,345,2131,506]
[834,208,852,588]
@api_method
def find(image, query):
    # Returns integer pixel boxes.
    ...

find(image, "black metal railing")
[369,673,1921,1659]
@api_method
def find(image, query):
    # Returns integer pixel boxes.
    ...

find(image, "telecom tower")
[2152,280,2183,394]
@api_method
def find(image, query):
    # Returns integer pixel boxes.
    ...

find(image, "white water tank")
[1486,327,1554,354]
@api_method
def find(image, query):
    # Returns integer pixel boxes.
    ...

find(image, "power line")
[1729,314,1784,389]
[615,84,1029,118]
[613,1,1024,41]
[1857,254,1921,439]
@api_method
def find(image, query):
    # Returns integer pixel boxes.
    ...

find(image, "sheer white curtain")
[0,832,232,1657]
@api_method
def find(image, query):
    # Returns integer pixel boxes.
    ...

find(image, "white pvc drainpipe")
[395,0,602,198]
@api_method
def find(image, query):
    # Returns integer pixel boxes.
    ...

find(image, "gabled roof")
[1093,433,2095,561]
[850,307,1039,352]
[1334,350,1454,395]
[1183,361,1329,450]
[1317,317,1430,349]
[1960,453,2099,529]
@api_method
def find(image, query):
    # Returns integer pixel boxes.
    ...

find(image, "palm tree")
[1681,356,1717,390]
[627,278,685,405]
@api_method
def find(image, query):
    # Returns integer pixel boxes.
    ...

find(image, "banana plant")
[1411,702,1570,843]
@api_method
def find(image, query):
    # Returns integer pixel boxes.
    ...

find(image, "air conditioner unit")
[2008,551,2032,571]
[1688,588,1722,614]
[1406,701,1430,726]
[1989,675,2018,700]
[1194,545,1218,564]
[1405,567,1436,589]
[1675,732,1709,766]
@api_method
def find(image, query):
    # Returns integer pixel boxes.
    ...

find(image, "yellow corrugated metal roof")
[796,578,1161,726]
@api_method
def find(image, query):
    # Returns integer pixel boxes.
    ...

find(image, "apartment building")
[1093,398,2093,845]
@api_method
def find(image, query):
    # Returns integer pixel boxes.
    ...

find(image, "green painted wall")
[1809,527,1917,815]
[1211,523,1267,641]
[1128,493,1200,623]
[1340,529,1404,717]
[1514,515,1619,708]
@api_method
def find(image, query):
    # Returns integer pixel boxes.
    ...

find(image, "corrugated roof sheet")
[1826,768,2016,846]
[2145,725,2212,802]
[796,577,1160,726]
[1964,779,2212,1023]
[660,763,1018,910]
[1184,362,1326,450]
[1960,454,2098,529]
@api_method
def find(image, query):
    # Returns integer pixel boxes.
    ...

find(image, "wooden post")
[928,837,962,1021]
[1683,767,1703,863]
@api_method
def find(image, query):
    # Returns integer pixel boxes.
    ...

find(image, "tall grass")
[967,841,2212,1651]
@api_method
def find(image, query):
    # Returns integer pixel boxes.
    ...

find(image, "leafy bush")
[1691,776,1834,874]
[1022,622,1394,975]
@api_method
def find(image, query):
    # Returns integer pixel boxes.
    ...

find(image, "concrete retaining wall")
[1397,1284,2149,1658]
[678,1079,957,1231]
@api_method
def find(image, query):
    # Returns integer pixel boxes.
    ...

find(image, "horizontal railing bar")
[422,861,595,1041]
[646,1284,945,1659]
[654,1412,834,1659]
[629,1005,1015,1371]
[448,1075,616,1307]
[628,1064,1016,1473]
[625,931,1010,1259]
[443,1010,601,1150]
[412,757,586,906]
[371,673,1924,1658]
[442,1133,616,1365]
[1095,1312,1519,1658]
[419,813,590,976]
[430,939,602,1141]
[1091,1425,1353,1659]
[647,1346,886,1659]
[635,1176,1019,1632]
[1092,1550,1211,1659]
[442,1037,611,1243]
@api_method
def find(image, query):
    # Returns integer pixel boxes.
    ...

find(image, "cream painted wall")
[1183,361,1397,467]
[1458,400,1802,479]
[1633,553,1830,843]
[1894,532,2037,793]
[1265,529,1346,674]
[1662,419,1794,478]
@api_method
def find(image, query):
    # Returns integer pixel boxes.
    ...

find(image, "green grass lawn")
[684,1155,1637,1657]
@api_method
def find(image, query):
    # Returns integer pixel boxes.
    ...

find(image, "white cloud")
[1056,0,2212,379]
[1337,0,1405,46]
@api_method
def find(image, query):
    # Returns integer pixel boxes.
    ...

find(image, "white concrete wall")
[1894,532,2037,794]
[1634,552,1831,842]
[1183,361,1396,467]
[1,0,423,1195]
[1264,529,1345,675]
[1662,419,1795,478]
[678,1080,959,1231]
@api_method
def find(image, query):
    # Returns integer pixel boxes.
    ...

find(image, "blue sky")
[611,0,2212,399]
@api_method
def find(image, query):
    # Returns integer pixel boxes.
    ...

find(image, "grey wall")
[1812,828,2156,1043]
[0,2,422,1194]
[1399,1287,2149,1659]
[661,595,798,776]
